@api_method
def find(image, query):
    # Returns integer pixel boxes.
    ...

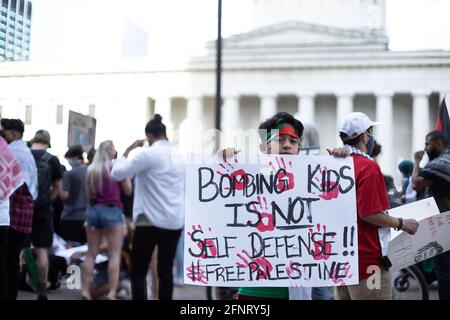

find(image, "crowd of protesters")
[0,105,449,301]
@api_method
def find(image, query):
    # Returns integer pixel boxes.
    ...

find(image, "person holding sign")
[335,112,419,300]
[412,130,450,300]
[222,112,307,300]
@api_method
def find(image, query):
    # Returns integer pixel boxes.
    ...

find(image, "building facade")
[0,0,449,185]
[0,0,32,61]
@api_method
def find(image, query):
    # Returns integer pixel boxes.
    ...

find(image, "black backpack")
[32,151,53,208]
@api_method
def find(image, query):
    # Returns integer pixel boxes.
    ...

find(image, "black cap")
[65,144,84,159]
[30,129,51,148]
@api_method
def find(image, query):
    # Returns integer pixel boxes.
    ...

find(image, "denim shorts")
[85,205,124,229]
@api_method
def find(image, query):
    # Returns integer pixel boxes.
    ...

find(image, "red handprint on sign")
[285,260,303,287]
[216,156,247,190]
[236,249,273,280]
[269,156,295,192]
[332,263,353,286]
[312,166,340,201]
[309,223,335,261]
[251,196,274,232]
[187,225,217,259]
[186,260,208,284]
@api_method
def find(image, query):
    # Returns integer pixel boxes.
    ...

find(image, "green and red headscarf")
[266,123,299,143]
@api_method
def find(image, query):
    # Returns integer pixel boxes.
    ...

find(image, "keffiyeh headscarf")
[344,144,374,161]
[0,136,23,200]
[422,149,450,187]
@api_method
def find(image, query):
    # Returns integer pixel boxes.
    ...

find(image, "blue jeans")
[434,251,450,300]
[85,205,123,229]
[312,287,334,300]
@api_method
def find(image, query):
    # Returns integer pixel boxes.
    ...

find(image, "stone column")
[184,96,204,153]
[412,92,430,153]
[259,95,277,121]
[376,92,394,175]
[297,94,315,125]
[336,94,354,145]
[221,96,240,147]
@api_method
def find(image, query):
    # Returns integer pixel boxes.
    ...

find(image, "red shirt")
[352,154,390,280]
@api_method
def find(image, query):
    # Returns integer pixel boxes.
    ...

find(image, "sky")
[29,0,450,62]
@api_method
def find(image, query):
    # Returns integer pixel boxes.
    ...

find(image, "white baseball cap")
[339,112,381,140]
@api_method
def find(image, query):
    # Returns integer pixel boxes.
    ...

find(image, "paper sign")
[184,154,359,287]
[67,110,96,152]
[388,210,450,271]
[388,197,440,239]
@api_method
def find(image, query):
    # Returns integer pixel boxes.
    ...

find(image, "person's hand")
[217,147,241,161]
[124,139,145,157]
[326,147,350,158]
[400,195,406,204]
[128,139,145,150]
[402,219,419,235]
[414,151,424,163]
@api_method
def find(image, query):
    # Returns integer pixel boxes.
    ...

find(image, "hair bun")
[153,114,163,123]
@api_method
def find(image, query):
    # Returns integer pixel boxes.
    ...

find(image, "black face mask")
[366,134,375,156]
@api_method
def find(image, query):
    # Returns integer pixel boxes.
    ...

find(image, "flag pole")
[214,0,223,152]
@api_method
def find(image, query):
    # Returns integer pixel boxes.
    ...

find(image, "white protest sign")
[388,197,440,240]
[184,154,358,287]
[388,210,450,271]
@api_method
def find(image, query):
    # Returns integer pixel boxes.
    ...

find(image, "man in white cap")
[335,112,419,300]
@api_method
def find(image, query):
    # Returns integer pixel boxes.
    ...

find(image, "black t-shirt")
[31,149,63,210]
[32,149,63,182]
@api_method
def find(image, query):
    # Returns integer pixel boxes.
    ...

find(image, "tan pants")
[335,268,392,300]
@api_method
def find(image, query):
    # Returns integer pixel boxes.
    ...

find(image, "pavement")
[17,280,208,300]
[17,280,439,300]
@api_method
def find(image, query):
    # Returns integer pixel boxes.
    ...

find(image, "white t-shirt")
[0,198,10,227]
[111,140,185,230]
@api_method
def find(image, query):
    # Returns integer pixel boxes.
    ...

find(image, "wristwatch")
[394,217,403,231]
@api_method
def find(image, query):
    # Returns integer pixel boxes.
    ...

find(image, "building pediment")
[206,21,388,52]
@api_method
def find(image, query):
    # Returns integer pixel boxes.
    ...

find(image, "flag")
[0,136,23,200]
[435,96,450,138]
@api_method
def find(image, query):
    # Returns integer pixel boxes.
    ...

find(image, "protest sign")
[388,210,450,271]
[388,197,440,240]
[184,154,358,287]
[67,110,96,151]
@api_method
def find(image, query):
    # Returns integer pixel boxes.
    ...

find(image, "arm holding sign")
[361,212,418,235]
[326,148,350,158]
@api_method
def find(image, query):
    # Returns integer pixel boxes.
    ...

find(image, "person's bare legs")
[35,248,49,298]
[81,227,102,300]
[104,226,123,300]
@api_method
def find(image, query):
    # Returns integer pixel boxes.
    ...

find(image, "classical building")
[0,0,449,184]
[0,0,32,61]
